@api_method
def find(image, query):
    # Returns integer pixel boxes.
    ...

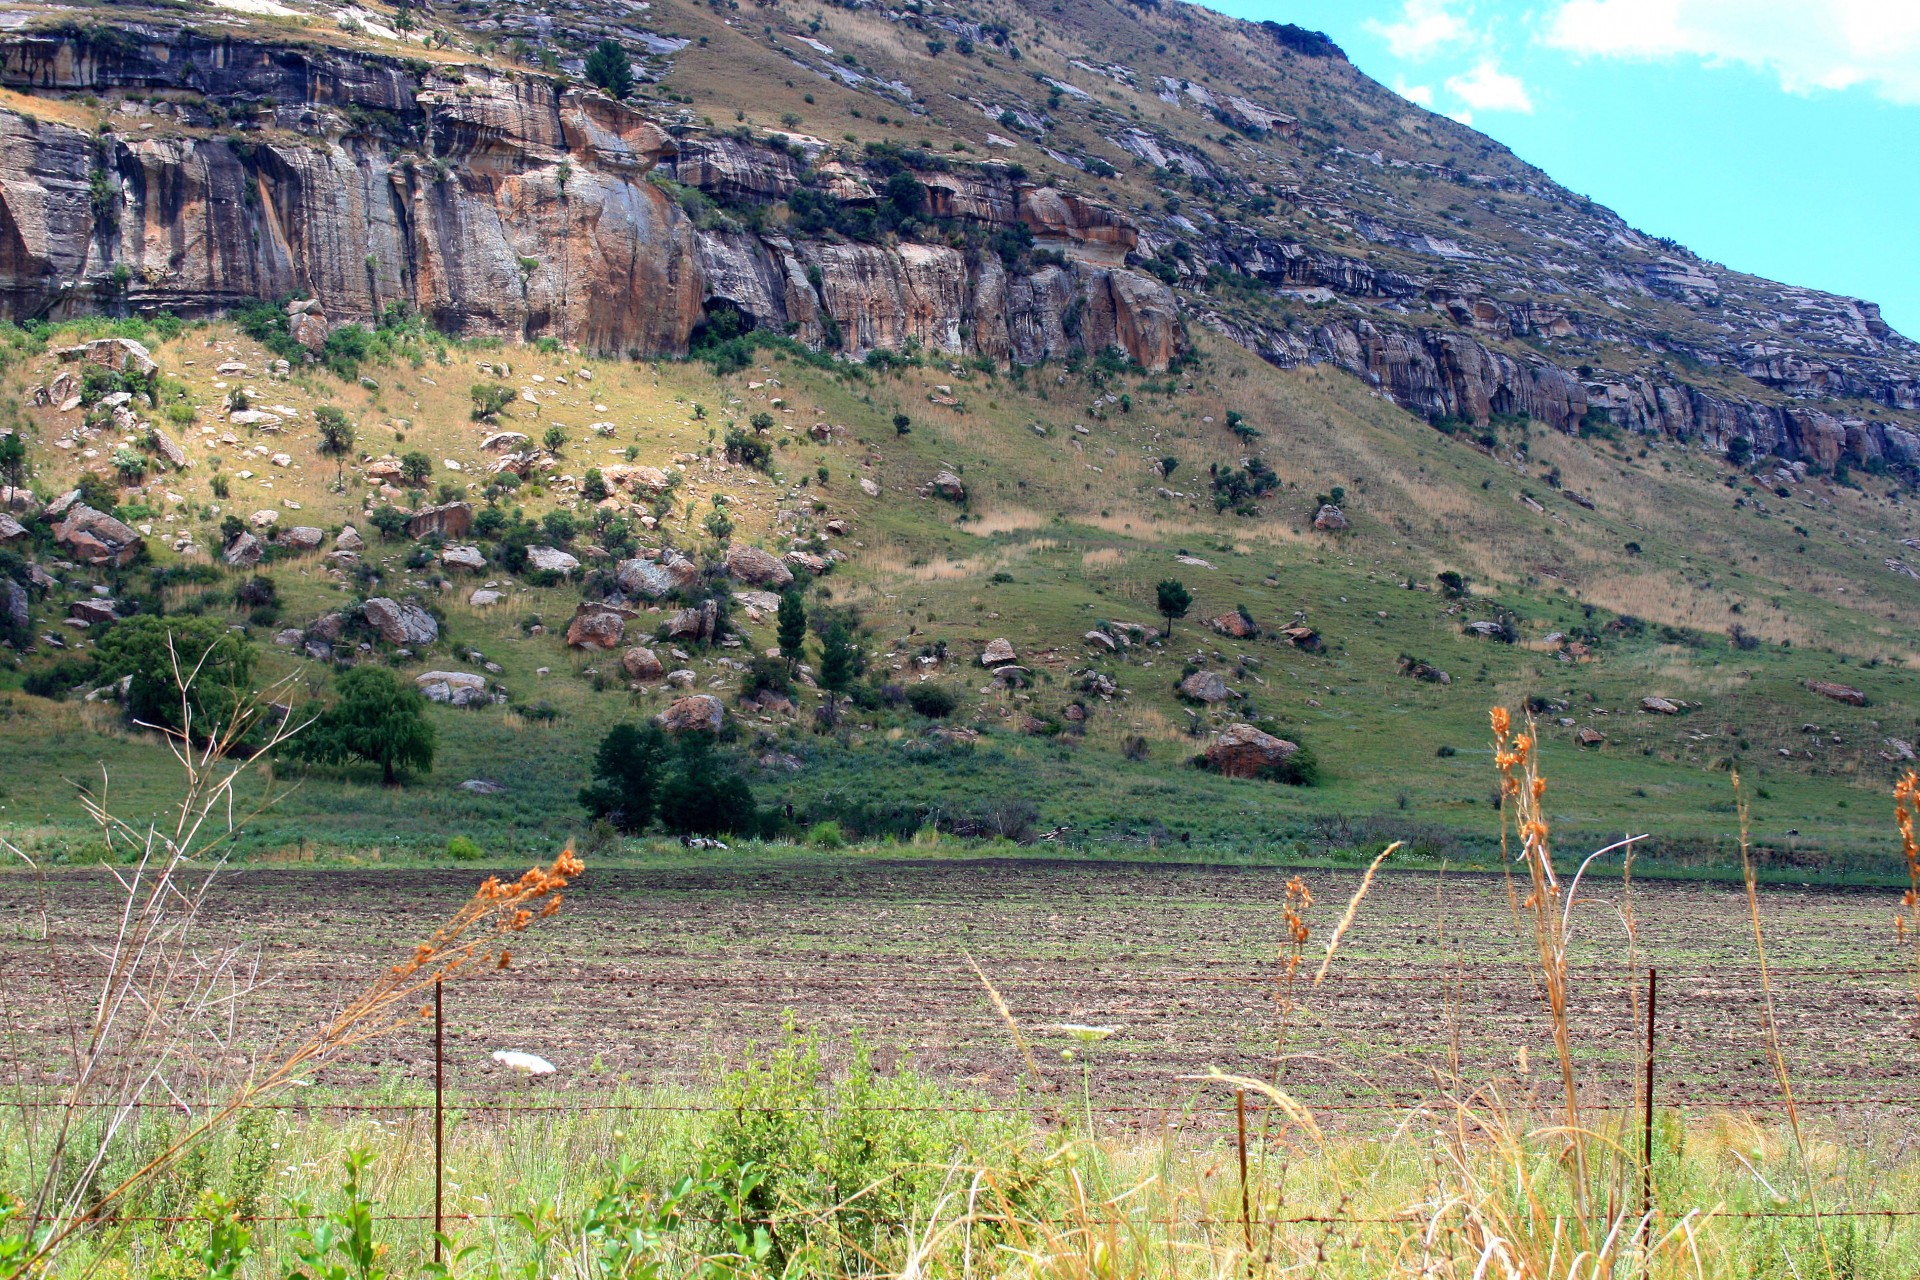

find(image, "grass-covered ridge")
[3,310,1920,874]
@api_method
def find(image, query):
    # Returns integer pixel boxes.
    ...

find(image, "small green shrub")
[807,820,845,849]
[445,835,483,861]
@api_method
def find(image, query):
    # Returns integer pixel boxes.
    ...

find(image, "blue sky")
[1198,0,1920,340]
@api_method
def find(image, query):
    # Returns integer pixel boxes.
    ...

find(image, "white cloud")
[1544,0,1920,104]
[1445,60,1535,112]
[1393,78,1438,107]
[1367,0,1476,59]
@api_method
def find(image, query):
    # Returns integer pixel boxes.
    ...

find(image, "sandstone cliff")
[0,28,1181,369]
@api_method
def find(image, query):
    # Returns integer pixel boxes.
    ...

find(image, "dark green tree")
[578,722,671,833]
[818,620,858,707]
[585,39,634,100]
[470,383,513,421]
[292,666,436,785]
[314,405,355,487]
[1155,578,1192,638]
[399,451,432,487]
[0,432,29,489]
[657,734,756,836]
[892,413,912,436]
[776,589,808,671]
[96,615,258,738]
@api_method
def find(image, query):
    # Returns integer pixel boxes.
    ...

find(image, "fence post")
[434,978,444,1266]
[1235,1087,1253,1262]
[1640,967,1657,1275]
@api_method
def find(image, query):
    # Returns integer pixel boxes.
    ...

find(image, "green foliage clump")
[1155,579,1191,637]
[288,666,436,785]
[579,722,672,834]
[905,684,957,719]
[96,615,258,738]
[445,835,483,861]
[584,39,634,100]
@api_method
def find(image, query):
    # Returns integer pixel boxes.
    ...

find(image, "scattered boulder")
[526,546,580,575]
[980,637,1017,667]
[248,509,280,530]
[151,428,190,471]
[1,486,42,518]
[2,577,29,632]
[665,668,697,688]
[921,470,967,502]
[0,513,26,543]
[824,519,850,536]
[1574,728,1607,747]
[566,604,627,649]
[1400,659,1449,685]
[1312,503,1348,531]
[1806,679,1867,707]
[657,693,725,734]
[415,670,489,707]
[469,588,503,607]
[724,543,794,588]
[786,550,830,575]
[1463,620,1507,639]
[334,525,365,552]
[62,336,156,378]
[1178,670,1230,703]
[288,305,330,352]
[276,526,326,552]
[622,646,664,679]
[363,597,438,647]
[616,553,698,598]
[1562,490,1596,510]
[664,599,720,643]
[859,477,880,497]
[51,505,142,567]
[1639,696,1681,715]
[1202,724,1299,778]
[1210,611,1255,639]
[69,598,118,626]
[440,544,487,571]
[223,532,263,567]
[461,779,507,795]
[599,463,671,494]
[1885,738,1916,762]
[1279,626,1324,653]
[1084,630,1117,651]
[479,431,531,452]
[735,589,781,614]
[407,502,473,539]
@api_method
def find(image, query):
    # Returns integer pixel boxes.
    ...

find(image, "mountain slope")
[2,0,1919,869]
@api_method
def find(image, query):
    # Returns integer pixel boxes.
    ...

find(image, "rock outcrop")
[1202,724,1299,778]
[657,693,725,734]
[0,30,1180,371]
[363,597,438,647]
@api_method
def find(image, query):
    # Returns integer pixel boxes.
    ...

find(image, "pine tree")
[777,590,808,670]
[1156,578,1192,638]
[584,40,634,100]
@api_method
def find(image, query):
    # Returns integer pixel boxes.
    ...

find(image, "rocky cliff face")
[4,11,1918,473]
[0,28,1180,369]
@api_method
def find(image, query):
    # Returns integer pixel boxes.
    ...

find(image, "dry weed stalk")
[1896,770,1920,1041]
[1489,708,1590,1219]
[1,648,584,1276]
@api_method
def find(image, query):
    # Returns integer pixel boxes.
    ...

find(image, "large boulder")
[70,598,118,626]
[441,544,487,571]
[415,670,489,707]
[408,502,473,539]
[1179,670,1230,703]
[61,337,156,378]
[657,693,725,734]
[276,526,326,552]
[600,463,672,494]
[334,525,365,552]
[724,543,794,588]
[51,505,142,567]
[1806,679,1868,707]
[566,604,627,649]
[921,470,967,502]
[527,546,580,575]
[1312,503,1348,532]
[479,431,531,452]
[1210,611,1255,639]
[1203,724,1299,778]
[1639,696,1680,715]
[363,597,438,647]
[980,637,1017,667]
[0,513,26,544]
[616,553,698,598]
[664,599,719,643]
[622,646,665,679]
[150,428,190,471]
[2,577,28,633]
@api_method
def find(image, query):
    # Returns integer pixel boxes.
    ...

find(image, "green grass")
[3,319,1919,877]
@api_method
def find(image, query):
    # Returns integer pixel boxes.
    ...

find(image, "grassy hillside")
[4,311,1919,875]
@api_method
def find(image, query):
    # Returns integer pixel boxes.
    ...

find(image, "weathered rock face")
[616,554,697,599]
[723,543,793,588]
[1179,670,1230,703]
[1202,724,1299,778]
[566,603,627,649]
[363,597,438,647]
[415,670,489,707]
[1807,679,1868,707]
[621,645,664,680]
[0,31,1181,371]
[51,504,142,566]
[408,502,473,540]
[657,693,725,734]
